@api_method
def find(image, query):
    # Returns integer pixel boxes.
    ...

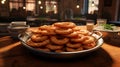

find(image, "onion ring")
[31,28,41,34]
[31,34,48,42]
[72,26,81,31]
[66,42,82,48]
[39,25,51,30]
[71,34,85,42]
[54,22,76,28]
[55,28,73,35]
[27,39,50,47]
[82,36,95,44]
[50,36,69,45]
[46,44,63,50]
[65,31,78,38]
[83,42,96,49]
[66,47,83,52]
[39,29,56,35]
[77,30,89,35]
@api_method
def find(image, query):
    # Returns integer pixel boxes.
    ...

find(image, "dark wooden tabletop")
[0,26,120,67]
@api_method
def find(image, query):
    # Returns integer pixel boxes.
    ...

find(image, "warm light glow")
[54,5,56,8]
[23,6,26,9]
[46,11,48,13]
[38,1,41,4]
[53,5,57,14]
[45,1,57,14]
[26,3,35,11]
[76,5,80,8]
[91,1,95,7]
[1,1,5,4]
[91,3,95,6]
[88,0,99,14]
[54,11,57,14]
[40,6,43,9]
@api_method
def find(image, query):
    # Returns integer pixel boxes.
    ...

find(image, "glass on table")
[97,19,107,29]
[97,19,107,25]
[86,20,94,32]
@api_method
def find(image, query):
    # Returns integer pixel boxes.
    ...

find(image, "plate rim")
[94,26,120,32]
[19,33,104,55]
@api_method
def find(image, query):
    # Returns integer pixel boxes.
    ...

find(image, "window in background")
[26,0,35,2]
[45,1,57,14]
[88,0,99,14]
[9,0,23,10]
[9,0,35,12]
[9,0,35,17]
[26,0,35,12]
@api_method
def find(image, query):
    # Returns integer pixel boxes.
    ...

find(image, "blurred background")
[0,0,120,36]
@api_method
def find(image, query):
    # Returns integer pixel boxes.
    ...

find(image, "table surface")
[0,26,120,67]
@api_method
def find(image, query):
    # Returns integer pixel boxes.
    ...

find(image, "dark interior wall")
[118,0,120,21]
[0,0,9,17]
[99,0,119,21]
[58,0,84,19]
[59,0,83,15]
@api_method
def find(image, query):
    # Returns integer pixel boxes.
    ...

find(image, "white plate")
[94,26,120,32]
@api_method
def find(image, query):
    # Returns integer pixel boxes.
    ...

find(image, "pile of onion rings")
[27,22,96,52]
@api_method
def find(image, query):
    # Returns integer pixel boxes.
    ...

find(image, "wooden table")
[0,26,120,67]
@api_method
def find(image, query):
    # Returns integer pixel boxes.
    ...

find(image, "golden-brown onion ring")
[50,36,69,45]
[55,28,73,35]
[66,47,83,52]
[39,25,51,30]
[31,28,41,34]
[31,34,48,42]
[27,39,50,47]
[82,36,95,44]
[71,34,85,42]
[46,44,63,50]
[38,30,56,35]
[66,42,82,48]
[83,42,96,49]
[72,26,81,31]
[54,22,76,28]
[65,31,78,38]
[77,30,89,35]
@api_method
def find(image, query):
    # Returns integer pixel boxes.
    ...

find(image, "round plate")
[18,32,104,59]
[94,26,120,32]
